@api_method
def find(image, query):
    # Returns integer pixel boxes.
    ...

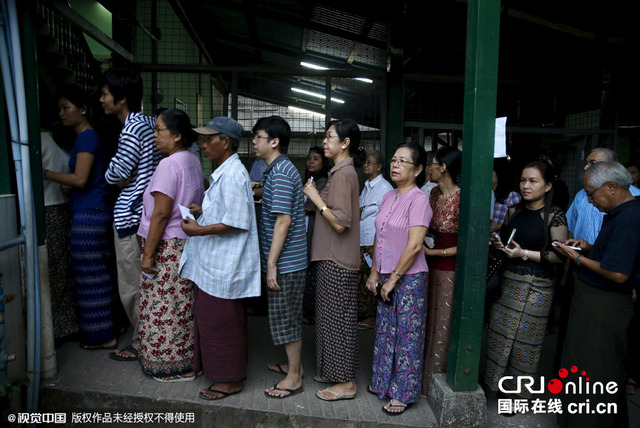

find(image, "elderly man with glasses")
[555,161,640,428]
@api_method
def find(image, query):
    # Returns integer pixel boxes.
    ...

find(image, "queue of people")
[40,72,639,422]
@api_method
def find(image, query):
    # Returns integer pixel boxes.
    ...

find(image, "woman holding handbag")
[482,160,568,396]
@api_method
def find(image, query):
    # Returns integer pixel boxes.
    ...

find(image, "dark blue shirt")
[579,197,640,291]
[68,129,111,213]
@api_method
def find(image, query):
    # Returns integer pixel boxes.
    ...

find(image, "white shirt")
[359,174,393,246]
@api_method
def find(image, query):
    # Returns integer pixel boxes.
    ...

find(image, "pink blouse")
[374,186,432,274]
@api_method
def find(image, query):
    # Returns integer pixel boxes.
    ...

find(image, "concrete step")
[40,316,440,427]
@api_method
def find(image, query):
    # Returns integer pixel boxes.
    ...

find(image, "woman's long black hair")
[507,160,556,249]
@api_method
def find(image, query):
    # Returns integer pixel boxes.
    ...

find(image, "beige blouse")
[311,157,361,271]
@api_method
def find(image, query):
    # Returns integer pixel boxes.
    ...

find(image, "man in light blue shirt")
[566,148,640,243]
[179,116,260,401]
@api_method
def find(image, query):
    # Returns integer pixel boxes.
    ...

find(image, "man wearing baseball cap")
[179,116,261,400]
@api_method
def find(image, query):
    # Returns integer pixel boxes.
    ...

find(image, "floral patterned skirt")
[370,272,428,403]
[138,238,195,377]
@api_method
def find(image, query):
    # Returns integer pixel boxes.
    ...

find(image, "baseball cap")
[193,116,244,141]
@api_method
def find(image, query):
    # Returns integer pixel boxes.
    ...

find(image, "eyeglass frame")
[390,157,416,167]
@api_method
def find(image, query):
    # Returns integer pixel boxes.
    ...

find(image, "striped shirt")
[179,153,261,299]
[105,112,160,237]
[567,185,640,244]
[259,155,307,274]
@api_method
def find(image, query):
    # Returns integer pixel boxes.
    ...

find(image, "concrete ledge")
[40,388,411,428]
[427,374,486,427]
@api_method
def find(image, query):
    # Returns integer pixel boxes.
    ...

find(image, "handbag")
[486,245,505,291]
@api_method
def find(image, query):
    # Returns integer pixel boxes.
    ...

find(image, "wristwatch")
[521,249,529,260]
[320,205,328,216]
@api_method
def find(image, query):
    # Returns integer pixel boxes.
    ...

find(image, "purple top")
[138,151,205,240]
[374,186,432,274]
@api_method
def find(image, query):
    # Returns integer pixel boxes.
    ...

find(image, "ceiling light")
[288,106,325,117]
[291,87,345,104]
[354,77,373,84]
[300,61,328,70]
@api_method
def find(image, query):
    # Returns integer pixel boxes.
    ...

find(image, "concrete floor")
[40,314,639,427]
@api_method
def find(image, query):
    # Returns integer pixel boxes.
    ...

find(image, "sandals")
[315,388,356,401]
[382,400,413,416]
[264,383,303,399]
[199,384,242,401]
[153,373,196,383]
[108,344,139,362]
[80,340,117,350]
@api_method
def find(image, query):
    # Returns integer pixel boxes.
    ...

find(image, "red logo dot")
[559,368,568,378]
[581,370,586,376]
[570,365,578,373]
[548,379,563,394]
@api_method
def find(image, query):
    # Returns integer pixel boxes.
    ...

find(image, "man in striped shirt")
[100,70,160,361]
[253,116,307,399]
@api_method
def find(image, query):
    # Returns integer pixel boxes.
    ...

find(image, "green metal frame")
[446,0,501,391]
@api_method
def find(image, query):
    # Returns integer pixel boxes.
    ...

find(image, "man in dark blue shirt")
[555,161,639,428]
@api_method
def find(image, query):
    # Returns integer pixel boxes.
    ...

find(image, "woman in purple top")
[366,143,432,415]
[137,109,205,382]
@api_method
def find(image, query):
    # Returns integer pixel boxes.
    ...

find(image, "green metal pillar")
[446,0,501,391]
[0,80,11,195]
[21,5,46,246]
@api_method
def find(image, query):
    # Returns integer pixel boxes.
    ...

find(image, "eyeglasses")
[252,134,269,141]
[428,161,440,167]
[153,126,168,133]
[584,159,600,167]
[390,157,415,167]
[364,161,380,166]
[324,133,339,140]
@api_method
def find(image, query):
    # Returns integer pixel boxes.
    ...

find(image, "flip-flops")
[153,373,196,383]
[267,363,288,375]
[80,341,117,350]
[267,364,305,378]
[382,400,413,416]
[108,344,139,362]
[264,383,303,399]
[199,385,242,401]
[315,388,356,401]
[312,375,333,384]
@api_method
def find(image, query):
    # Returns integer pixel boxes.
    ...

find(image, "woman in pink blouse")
[136,109,205,382]
[421,146,462,395]
[365,143,432,415]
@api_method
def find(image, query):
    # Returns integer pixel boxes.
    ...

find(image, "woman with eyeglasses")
[136,108,206,382]
[303,119,365,401]
[43,84,117,350]
[421,146,462,395]
[365,143,431,415]
[357,150,393,330]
